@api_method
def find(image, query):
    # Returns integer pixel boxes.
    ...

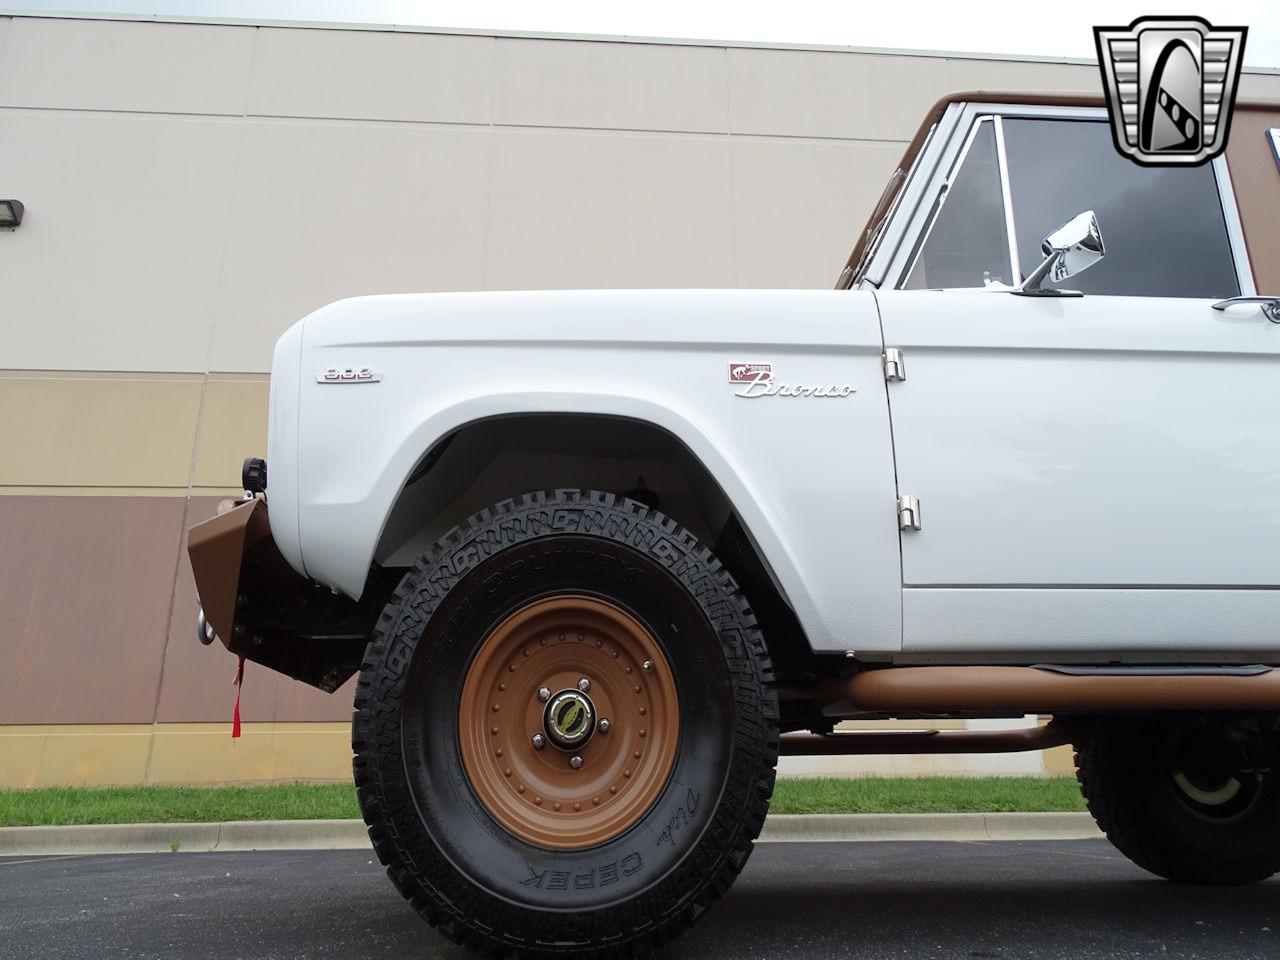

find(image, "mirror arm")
[1010,252,1083,298]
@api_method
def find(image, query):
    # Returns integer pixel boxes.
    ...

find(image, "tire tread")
[353,489,778,956]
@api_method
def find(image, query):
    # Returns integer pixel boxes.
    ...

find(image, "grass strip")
[0,777,1084,827]
[769,776,1085,815]
[0,783,360,827]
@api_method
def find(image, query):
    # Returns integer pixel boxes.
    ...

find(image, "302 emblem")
[728,362,856,399]
[316,367,383,384]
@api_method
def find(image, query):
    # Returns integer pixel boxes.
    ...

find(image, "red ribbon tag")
[231,655,245,740]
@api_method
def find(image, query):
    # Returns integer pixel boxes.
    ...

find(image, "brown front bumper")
[188,498,272,648]
[186,498,369,692]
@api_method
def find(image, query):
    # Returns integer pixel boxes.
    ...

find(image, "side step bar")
[779,724,1068,756]
[808,666,1280,716]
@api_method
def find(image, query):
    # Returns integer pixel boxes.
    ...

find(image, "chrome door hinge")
[898,494,922,531]
[883,348,906,382]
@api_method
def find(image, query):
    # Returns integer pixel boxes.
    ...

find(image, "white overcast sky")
[8,0,1280,68]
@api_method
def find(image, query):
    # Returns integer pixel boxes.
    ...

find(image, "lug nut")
[642,660,653,673]
[532,734,545,749]
[537,687,551,702]
[598,718,610,734]
[569,755,583,769]
[577,677,591,692]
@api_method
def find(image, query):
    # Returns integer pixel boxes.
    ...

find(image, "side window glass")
[1001,118,1240,298]
[904,119,1012,290]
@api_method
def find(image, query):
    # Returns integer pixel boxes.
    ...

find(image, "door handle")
[1211,296,1280,322]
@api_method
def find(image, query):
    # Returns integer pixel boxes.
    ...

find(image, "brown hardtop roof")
[842,89,1280,282]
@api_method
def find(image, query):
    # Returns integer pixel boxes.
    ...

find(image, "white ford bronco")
[189,91,1280,956]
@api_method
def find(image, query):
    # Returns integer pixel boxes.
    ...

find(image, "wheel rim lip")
[457,594,680,850]
[1167,768,1264,822]
[1172,770,1245,807]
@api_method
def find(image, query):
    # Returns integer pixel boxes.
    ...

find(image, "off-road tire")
[1076,716,1280,885]
[353,489,779,957]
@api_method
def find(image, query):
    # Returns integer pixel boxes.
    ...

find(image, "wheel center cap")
[544,689,595,749]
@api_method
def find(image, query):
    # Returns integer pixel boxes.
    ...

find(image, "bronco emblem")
[728,362,856,399]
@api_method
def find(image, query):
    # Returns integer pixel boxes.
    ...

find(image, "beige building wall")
[5,14,1274,786]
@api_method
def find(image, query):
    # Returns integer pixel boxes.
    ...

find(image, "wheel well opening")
[370,413,815,672]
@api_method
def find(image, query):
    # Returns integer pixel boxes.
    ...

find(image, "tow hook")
[197,607,216,646]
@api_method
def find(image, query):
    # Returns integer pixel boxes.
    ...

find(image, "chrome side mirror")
[1013,210,1105,297]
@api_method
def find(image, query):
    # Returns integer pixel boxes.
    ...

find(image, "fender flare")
[306,390,818,645]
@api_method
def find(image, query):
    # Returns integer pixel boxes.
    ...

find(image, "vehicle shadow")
[665,841,1280,960]
[5,843,1276,960]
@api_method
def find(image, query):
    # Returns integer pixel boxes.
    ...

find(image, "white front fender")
[283,289,903,654]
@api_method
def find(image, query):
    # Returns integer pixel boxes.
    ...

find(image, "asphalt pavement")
[2,840,1277,960]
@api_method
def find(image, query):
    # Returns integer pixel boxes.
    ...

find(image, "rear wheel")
[353,489,778,956]
[1076,714,1280,885]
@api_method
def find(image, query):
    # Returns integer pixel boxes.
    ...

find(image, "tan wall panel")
[726,50,1099,143]
[0,725,152,788]
[0,111,241,372]
[1042,743,1076,778]
[7,17,1278,375]
[0,723,352,787]
[207,120,491,372]
[147,722,352,784]
[156,496,355,724]
[943,57,1096,97]
[2,721,1059,788]
[727,48,957,142]
[248,27,494,124]
[192,377,270,489]
[485,129,735,290]
[0,17,254,115]
[0,373,201,487]
[1240,74,1280,99]
[0,495,186,724]
[493,37,728,133]
[731,138,905,287]
[777,751,1046,778]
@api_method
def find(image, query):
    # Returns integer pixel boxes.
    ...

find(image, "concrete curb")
[0,813,1101,857]
[0,820,372,856]
[759,812,1102,843]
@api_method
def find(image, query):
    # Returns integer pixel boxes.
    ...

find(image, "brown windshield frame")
[840,91,1109,288]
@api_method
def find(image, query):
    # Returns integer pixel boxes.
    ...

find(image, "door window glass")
[1001,118,1240,298]
[904,119,1013,290]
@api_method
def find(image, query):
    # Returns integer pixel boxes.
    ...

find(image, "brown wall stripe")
[0,494,352,726]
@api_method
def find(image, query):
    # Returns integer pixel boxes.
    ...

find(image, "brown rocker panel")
[816,666,1280,715]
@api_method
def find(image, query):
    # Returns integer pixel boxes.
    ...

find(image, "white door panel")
[878,288,1280,598]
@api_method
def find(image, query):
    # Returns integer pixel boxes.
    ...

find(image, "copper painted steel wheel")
[458,594,680,850]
